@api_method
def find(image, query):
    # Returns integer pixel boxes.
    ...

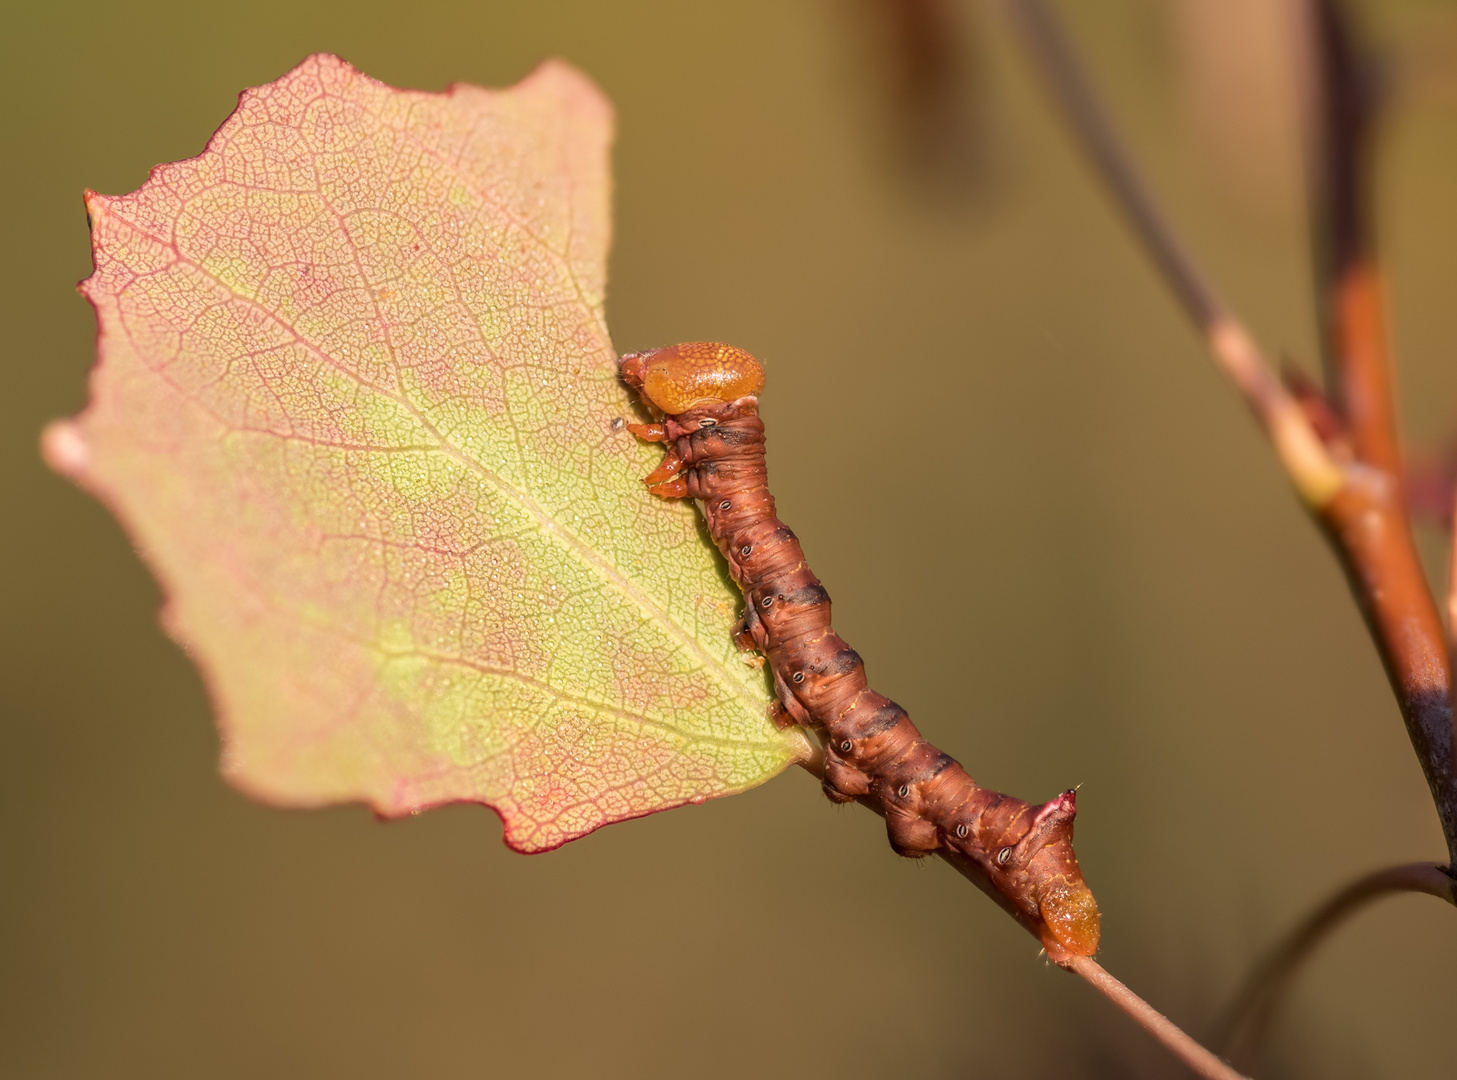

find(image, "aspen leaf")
[45,54,808,852]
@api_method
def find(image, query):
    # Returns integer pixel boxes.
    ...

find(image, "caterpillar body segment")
[619,343,1099,958]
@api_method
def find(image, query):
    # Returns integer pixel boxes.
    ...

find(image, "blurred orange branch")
[1295,0,1402,476]
[1004,0,1457,868]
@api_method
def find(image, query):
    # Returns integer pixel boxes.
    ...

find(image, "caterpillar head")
[620,342,765,416]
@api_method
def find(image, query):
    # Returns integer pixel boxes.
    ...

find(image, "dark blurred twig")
[1002,0,1340,502]
[874,0,962,123]
[1003,0,1457,872]
[854,0,986,189]
[1217,862,1456,1071]
[1003,0,1219,328]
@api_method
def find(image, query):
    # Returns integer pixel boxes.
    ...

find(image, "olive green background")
[4,1,1456,1077]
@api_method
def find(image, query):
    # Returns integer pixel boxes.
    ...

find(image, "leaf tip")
[81,188,109,225]
[518,57,615,126]
[40,419,90,480]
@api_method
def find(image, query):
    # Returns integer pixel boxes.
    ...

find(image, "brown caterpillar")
[620,341,1100,958]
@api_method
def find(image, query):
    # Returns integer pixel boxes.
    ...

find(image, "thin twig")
[1065,955,1251,1080]
[934,837,1251,1079]
[1218,862,1456,1071]
[1002,0,1339,504]
[1002,0,1217,329]
[799,751,1244,1075]
[1003,0,1457,866]
[792,663,1245,1077]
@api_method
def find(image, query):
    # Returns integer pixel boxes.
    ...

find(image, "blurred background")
[5,0,1457,1076]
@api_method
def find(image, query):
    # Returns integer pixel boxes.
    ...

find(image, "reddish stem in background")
[1217,863,1457,1071]
[1003,0,1457,866]
[1289,5,1457,848]
[1291,0,1457,862]
[1294,0,1403,477]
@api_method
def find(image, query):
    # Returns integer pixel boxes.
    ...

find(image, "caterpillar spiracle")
[620,342,1100,959]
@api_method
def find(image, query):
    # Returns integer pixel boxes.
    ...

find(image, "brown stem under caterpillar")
[620,341,1099,960]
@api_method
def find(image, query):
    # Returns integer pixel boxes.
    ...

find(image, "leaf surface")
[46,54,806,851]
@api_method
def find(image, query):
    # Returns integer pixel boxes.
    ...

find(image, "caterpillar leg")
[646,476,688,498]
[628,422,687,495]
[731,611,753,651]
[768,699,795,731]
[626,421,668,442]
[644,449,685,487]
[733,606,768,652]
[770,668,811,725]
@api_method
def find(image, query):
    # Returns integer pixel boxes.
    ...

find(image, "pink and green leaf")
[45,54,808,852]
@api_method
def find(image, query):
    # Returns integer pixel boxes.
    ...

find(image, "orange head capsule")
[620,342,765,415]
